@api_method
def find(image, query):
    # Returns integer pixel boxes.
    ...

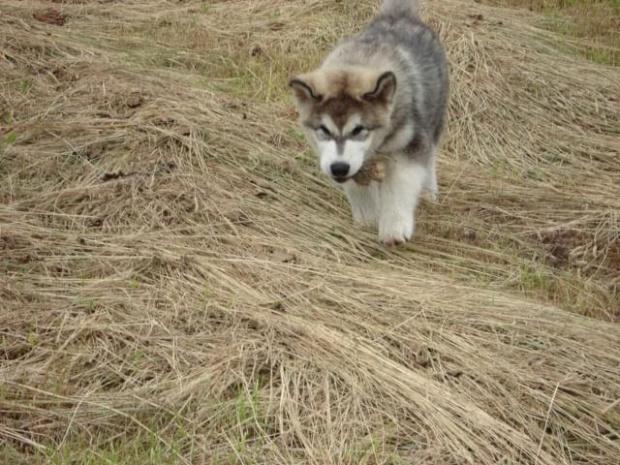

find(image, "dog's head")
[289,67,396,182]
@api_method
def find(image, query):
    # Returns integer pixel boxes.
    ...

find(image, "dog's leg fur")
[344,180,380,227]
[378,158,426,246]
[424,147,438,202]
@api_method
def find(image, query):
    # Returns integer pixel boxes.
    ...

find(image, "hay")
[1,0,619,463]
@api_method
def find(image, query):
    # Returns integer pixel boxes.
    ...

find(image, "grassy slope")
[1,0,619,464]
[488,0,620,64]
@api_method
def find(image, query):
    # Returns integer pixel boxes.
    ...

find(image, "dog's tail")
[379,0,420,17]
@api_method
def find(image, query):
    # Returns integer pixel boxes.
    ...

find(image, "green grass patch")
[492,0,620,64]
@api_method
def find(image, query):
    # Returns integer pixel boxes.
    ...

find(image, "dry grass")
[1,0,619,463]
[487,0,620,64]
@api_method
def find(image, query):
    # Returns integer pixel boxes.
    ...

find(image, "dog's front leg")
[343,180,380,227]
[378,159,426,246]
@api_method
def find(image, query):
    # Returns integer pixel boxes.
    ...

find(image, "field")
[1,0,619,463]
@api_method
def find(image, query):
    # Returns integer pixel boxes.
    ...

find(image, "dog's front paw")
[425,189,438,203]
[378,214,414,247]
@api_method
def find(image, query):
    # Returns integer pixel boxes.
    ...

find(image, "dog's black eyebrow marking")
[289,79,322,101]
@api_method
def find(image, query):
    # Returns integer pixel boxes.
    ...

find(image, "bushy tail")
[379,0,420,17]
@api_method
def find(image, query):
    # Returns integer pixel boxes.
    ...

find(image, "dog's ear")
[289,75,322,106]
[363,71,396,105]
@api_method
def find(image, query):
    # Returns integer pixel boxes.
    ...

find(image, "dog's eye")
[350,125,365,136]
[318,125,332,136]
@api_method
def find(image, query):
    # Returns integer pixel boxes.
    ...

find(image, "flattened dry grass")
[1,0,619,463]
[487,0,620,64]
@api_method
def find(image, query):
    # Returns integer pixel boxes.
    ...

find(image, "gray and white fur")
[289,0,449,246]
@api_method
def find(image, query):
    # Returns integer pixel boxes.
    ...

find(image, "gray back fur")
[380,0,419,17]
[322,0,449,163]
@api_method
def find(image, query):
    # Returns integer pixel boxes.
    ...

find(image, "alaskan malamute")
[290,0,449,246]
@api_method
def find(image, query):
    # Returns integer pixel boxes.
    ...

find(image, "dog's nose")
[330,162,350,178]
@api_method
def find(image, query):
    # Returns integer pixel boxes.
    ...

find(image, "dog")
[289,0,449,246]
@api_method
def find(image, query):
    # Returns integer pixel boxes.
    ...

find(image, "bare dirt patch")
[33,9,66,26]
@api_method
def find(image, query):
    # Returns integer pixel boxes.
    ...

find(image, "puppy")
[290,0,449,246]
